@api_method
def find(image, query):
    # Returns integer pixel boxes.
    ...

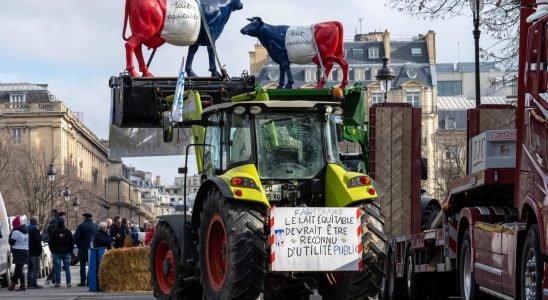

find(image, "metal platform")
[109,74,256,128]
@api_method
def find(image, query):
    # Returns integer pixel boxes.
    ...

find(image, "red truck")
[382,1,548,299]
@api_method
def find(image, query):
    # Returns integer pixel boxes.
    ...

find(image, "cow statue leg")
[125,36,145,77]
[207,45,221,78]
[135,44,153,77]
[282,63,294,89]
[316,59,334,89]
[336,56,349,88]
[277,64,285,89]
[185,45,200,77]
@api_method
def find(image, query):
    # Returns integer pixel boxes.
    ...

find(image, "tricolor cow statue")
[122,0,243,77]
[241,17,348,89]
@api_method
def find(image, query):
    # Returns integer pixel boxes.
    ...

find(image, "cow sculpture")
[123,0,243,77]
[241,17,348,89]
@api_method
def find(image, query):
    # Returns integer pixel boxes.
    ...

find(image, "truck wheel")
[459,229,479,300]
[264,276,312,300]
[319,202,386,299]
[385,252,403,300]
[405,250,423,299]
[520,224,543,300]
[198,189,267,300]
[421,202,440,231]
[151,223,201,300]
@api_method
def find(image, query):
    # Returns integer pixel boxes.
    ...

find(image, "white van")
[0,193,11,287]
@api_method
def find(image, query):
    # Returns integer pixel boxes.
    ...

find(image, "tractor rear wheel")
[150,223,201,300]
[319,202,386,299]
[198,189,267,300]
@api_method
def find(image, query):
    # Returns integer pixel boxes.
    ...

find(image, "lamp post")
[62,186,71,228]
[72,197,80,230]
[375,57,396,102]
[47,164,56,215]
[470,0,484,107]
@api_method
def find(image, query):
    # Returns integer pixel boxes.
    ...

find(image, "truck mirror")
[421,157,427,180]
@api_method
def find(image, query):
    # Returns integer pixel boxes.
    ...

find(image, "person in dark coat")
[44,210,65,286]
[109,216,124,248]
[94,222,112,249]
[73,212,97,286]
[8,215,29,291]
[49,218,74,288]
[27,216,43,289]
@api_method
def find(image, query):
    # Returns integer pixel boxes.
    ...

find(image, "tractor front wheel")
[150,223,201,300]
[198,189,267,300]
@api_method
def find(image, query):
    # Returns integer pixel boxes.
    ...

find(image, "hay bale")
[98,247,152,292]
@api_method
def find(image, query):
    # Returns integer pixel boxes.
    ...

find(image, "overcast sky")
[0,0,488,186]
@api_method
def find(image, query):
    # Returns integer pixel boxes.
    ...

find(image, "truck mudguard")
[156,214,194,265]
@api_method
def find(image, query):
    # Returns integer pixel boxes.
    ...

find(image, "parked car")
[0,194,11,287]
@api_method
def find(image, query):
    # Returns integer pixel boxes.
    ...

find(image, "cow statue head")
[240,17,263,36]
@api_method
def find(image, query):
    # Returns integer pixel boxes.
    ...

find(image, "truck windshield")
[255,113,324,179]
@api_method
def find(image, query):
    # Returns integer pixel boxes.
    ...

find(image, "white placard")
[285,26,316,64]
[161,0,201,46]
[270,207,362,272]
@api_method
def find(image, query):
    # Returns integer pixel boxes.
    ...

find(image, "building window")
[11,128,22,144]
[371,92,383,105]
[411,48,422,56]
[305,69,317,82]
[352,48,364,57]
[445,145,458,160]
[170,197,175,202]
[368,47,379,59]
[445,117,457,129]
[438,80,463,96]
[406,91,421,107]
[10,94,26,103]
[331,69,339,81]
[354,68,364,81]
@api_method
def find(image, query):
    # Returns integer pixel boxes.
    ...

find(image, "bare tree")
[387,0,520,70]
[434,141,468,200]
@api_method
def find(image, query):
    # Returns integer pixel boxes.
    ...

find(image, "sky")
[0,0,490,186]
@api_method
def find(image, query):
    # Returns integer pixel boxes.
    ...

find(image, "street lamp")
[375,57,395,102]
[47,164,56,220]
[62,186,71,227]
[72,197,80,229]
[470,0,484,108]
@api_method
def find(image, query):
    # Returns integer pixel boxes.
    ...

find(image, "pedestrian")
[145,221,156,246]
[8,215,29,291]
[94,222,112,249]
[121,218,132,248]
[27,216,43,289]
[74,212,97,286]
[109,216,124,248]
[130,221,140,246]
[105,218,112,235]
[49,218,74,288]
[140,221,149,233]
[44,211,66,286]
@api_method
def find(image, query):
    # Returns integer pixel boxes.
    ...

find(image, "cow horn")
[247,17,262,23]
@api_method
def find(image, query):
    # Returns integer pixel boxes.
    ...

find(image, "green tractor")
[148,86,385,300]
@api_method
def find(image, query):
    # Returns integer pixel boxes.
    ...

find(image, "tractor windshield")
[255,113,324,179]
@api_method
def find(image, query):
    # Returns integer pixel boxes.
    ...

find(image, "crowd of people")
[5,209,156,291]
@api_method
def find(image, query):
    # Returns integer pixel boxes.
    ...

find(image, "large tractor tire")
[151,223,202,300]
[520,224,543,300]
[264,276,312,300]
[198,189,267,300]
[421,202,440,231]
[319,202,386,299]
[459,229,479,300]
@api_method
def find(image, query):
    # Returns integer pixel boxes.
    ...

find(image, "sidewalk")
[0,265,154,300]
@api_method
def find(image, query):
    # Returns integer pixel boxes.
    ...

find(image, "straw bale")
[98,247,152,292]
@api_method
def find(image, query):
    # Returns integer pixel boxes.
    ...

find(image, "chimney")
[249,42,268,75]
[423,30,436,65]
[382,30,391,60]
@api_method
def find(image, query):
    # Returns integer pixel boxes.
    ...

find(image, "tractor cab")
[200,100,343,206]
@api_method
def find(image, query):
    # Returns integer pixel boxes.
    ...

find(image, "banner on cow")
[269,207,362,272]
[161,0,201,46]
[285,26,316,64]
